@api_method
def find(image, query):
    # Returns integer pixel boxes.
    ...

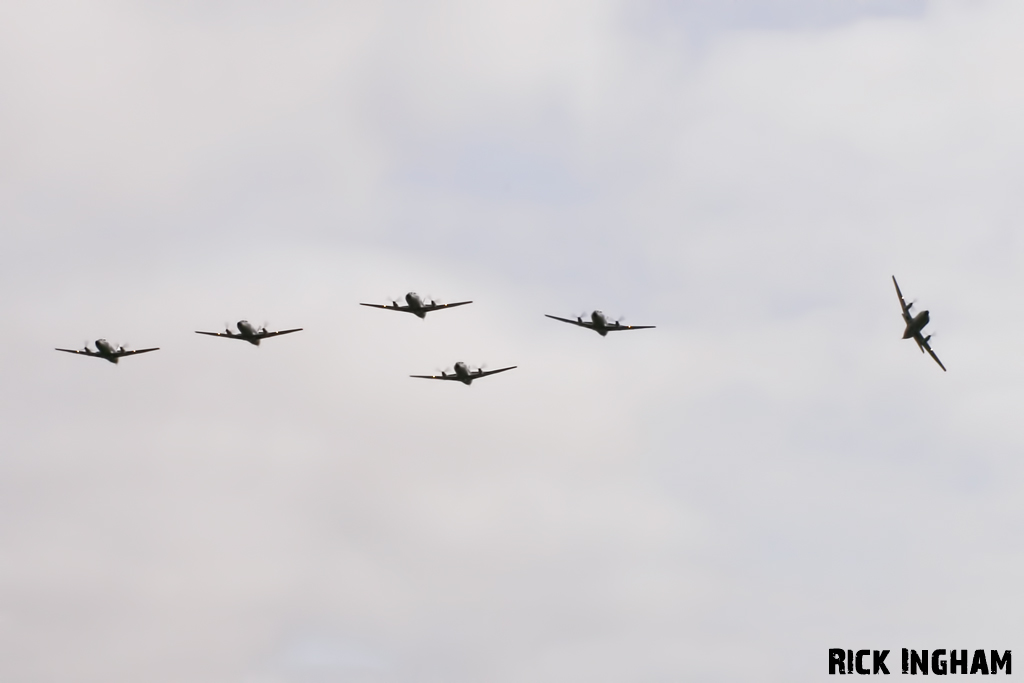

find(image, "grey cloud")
[3,1,1024,682]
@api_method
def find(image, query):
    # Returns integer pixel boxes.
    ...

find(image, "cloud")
[2,1,1024,681]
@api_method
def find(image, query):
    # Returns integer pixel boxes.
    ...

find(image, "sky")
[2,0,1024,681]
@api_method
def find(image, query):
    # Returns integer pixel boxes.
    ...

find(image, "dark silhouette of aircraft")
[545,310,655,336]
[360,292,472,319]
[55,339,159,364]
[195,320,303,346]
[893,276,945,371]
[411,361,516,385]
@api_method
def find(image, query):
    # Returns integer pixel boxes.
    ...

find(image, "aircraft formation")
[55,278,947,376]
[55,292,656,382]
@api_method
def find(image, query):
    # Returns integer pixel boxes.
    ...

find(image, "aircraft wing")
[410,373,463,381]
[195,331,239,339]
[359,303,409,312]
[55,348,94,356]
[257,328,303,339]
[602,323,656,332]
[112,347,160,357]
[420,300,472,313]
[892,276,912,322]
[472,365,517,378]
[545,314,594,329]
[915,335,946,372]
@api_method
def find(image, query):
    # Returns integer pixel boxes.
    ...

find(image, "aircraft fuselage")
[453,361,475,384]
[902,310,930,339]
[236,320,263,345]
[94,338,121,363]
[591,310,613,336]
[406,292,428,318]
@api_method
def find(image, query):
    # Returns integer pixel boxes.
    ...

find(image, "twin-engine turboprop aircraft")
[195,320,303,346]
[55,339,159,364]
[411,361,516,385]
[360,292,472,319]
[893,276,945,372]
[545,310,656,336]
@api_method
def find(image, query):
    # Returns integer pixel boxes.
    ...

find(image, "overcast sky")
[3,1,1024,681]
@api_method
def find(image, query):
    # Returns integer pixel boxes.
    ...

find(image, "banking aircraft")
[360,292,472,319]
[55,339,159,364]
[195,320,303,346]
[545,310,655,336]
[411,361,516,385]
[893,276,946,372]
